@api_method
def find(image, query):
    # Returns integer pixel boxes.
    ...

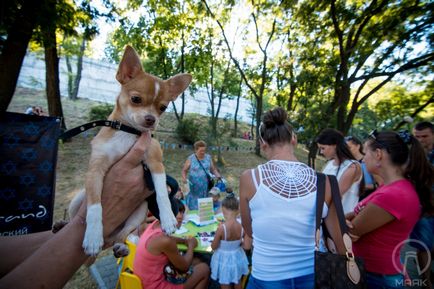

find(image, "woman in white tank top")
[316,128,362,214]
[239,108,346,289]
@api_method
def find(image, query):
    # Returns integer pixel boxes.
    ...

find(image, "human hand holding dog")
[77,132,153,243]
[0,133,153,289]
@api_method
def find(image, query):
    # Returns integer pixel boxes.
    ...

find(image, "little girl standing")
[210,193,250,289]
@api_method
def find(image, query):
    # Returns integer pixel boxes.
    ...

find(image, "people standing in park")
[182,140,221,210]
[239,107,346,289]
[413,121,434,165]
[346,130,433,289]
[210,193,250,289]
[410,121,434,289]
[316,128,362,213]
[345,135,379,200]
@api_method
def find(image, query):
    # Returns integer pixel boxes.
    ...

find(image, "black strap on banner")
[59,120,141,141]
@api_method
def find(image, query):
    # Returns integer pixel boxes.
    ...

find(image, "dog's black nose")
[144,115,156,126]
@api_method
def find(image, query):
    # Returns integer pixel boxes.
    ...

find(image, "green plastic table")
[173,211,221,253]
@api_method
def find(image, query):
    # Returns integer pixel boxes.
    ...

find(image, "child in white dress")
[210,193,250,289]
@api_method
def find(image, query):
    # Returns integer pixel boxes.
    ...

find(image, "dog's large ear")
[166,73,192,101]
[116,45,143,85]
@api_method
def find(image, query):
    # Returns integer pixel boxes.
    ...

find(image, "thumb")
[121,131,151,166]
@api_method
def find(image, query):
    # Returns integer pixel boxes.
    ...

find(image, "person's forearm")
[0,216,88,289]
[171,236,187,245]
[181,170,187,182]
[212,167,221,178]
[182,247,194,269]
[0,230,53,277]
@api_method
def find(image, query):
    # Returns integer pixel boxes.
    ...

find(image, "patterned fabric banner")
[0,112,61,236]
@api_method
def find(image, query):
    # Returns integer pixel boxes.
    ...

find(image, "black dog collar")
[59,120,141,141]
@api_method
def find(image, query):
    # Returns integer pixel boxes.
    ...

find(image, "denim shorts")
[366,272,405,289]
[409,216,434,251]
[246,273,314,289]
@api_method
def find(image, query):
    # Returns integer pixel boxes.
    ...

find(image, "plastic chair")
[119,271,143,289]
[116,240,142,289]
[241,266,251,289]
[118,240,137,273]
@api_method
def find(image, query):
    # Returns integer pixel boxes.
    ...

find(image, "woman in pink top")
[134,199,210,289]
[346,130,433,289]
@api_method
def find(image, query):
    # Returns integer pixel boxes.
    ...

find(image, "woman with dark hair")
[345,135,381,199]
[346,130,434,289]
[239,107,345,289]
[316,128,362,213]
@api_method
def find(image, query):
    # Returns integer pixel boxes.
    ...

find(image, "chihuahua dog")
[69,45,192,256]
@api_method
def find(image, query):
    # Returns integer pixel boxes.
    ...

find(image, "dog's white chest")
[93,132,139,162]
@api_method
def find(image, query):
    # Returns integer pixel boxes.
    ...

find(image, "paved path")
[89,246,432,289]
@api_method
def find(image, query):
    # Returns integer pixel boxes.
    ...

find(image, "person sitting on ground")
[133,199,210,289]
[0,132,152,289]
[209,187,222,214]
[346,130,433,289]
[210,193,250,289]
[316,128,362,213]
[25,105,46,116]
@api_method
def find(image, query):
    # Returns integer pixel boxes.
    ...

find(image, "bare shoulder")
[240,168,254,180]
[148,233,174,252]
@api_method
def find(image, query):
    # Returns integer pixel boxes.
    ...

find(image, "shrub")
[176,117,200,144]
[88,104,114,121]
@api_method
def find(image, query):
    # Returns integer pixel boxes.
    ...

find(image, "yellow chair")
[119,271,143,289]
[241,266,251,289]
[118,240,138,273]
[116,240,143,289]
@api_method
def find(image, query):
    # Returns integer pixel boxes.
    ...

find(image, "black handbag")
[195,154,214,191]
[0,112,61,235]
[315,173,366,289]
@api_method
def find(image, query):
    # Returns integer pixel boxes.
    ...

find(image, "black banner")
[0,112,61,236]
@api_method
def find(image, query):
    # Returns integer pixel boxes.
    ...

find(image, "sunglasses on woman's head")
[368,129,389,152]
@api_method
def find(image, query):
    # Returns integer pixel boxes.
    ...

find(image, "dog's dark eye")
[131,96,142,104]
[160,105,167,112]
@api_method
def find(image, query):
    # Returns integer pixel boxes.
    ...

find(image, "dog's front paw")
[83,225,104,256]
[83,204,104,256]
[159,211,178,234]
[113,243,130,258]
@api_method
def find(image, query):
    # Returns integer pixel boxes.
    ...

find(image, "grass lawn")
[7,87,325,288]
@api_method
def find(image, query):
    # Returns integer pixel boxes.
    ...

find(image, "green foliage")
[175,116,202,144]
[88,104,114,121]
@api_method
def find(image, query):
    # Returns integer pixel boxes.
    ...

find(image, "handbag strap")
[315,173,361,284]
[315,173,352,251]
[315,173,326,240]
[195,154,210,177]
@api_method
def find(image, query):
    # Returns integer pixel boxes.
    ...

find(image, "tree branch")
[353,53,434,81]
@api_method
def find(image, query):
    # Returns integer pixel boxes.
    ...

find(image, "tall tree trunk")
[0,0,42,113]
[232,78,242,137]
[44,28,66,129]
[71,38,86,100]
[66,55,73,98]
[336,83,351,133]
